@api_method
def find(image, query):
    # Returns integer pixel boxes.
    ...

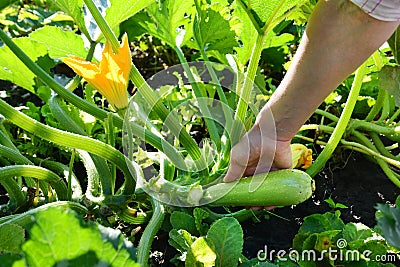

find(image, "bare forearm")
[258,0,399,141]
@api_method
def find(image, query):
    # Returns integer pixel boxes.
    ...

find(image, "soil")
[147,150,400,266]
[241,151,400,259]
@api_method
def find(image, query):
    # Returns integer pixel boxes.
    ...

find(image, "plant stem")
[67,150,76,201]
[365,51,386,121]
[0,98,136,195]
[49,95,114,196]
[307,62,367,177]
[174,46,220,145]
[340,139,400,168]
[369,131,398,160]
[106,113,117,191]
[82,0,205,169]
[136,198,165,267]
[350,119,400,137]
[351,131,400,188]
[235,33,266,123]
[0,165,68,200]
[315,109,339,123]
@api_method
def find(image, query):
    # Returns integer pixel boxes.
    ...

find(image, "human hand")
[223,121,292,182]
[223,122,292,210]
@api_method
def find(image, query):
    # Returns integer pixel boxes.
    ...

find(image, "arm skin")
[224,0,400,183]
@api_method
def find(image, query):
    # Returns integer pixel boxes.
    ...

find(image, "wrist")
[255,104,295,143]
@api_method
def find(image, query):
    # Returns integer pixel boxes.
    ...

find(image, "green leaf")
[376,203,400,249]
[192,0,240,54]
[0,0,18,11]
[233,3,258,65]
[29,25,87,59]
[140,0,195,47]
[299,213,345,234]
[47,0,89,39]
[264,33,294,49]
[0,254,24,266]
[21,206,139,266]
[170,211,198,235]
[193,207,209,236]
[186,236,216,267]
[168,229,196,253]
[0,37,47,92]
[342,223,373,249]
[388,27,400,64]
[379,65,400,107]
[207,217,243,267]
[237,0,306,32]
[0,224,25,254]
[293,212,344,251]
[104,0,155,39]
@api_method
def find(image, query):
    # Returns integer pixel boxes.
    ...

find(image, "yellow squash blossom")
[62,34,132,112]
[291,143,313,169]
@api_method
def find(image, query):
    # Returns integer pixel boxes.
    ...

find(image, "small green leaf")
[0,224,25,254]
[207,217,243,267]
[379,65,400,107]
[168,229,195,253]
[193,207,209,236]
[293,212,345,251]
[239,259,279,266]
[186,236,216,267]
[170,211,198,235]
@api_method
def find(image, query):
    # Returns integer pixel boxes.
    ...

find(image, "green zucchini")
[204,169,315,207]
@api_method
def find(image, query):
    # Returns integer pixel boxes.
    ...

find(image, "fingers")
[223,144,247,182]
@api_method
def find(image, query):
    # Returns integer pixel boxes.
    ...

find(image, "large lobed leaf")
[0,26,87,93]
[139,0,195,48]
[192,0,241,54]
[48,0,154,41]
[237,0,306,32]
[0,37,47,92]
[104,0,155,38]
[21,207,139,266]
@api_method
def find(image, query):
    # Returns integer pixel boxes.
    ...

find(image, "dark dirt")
[241,151,400,259]
[148,150,400,266]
